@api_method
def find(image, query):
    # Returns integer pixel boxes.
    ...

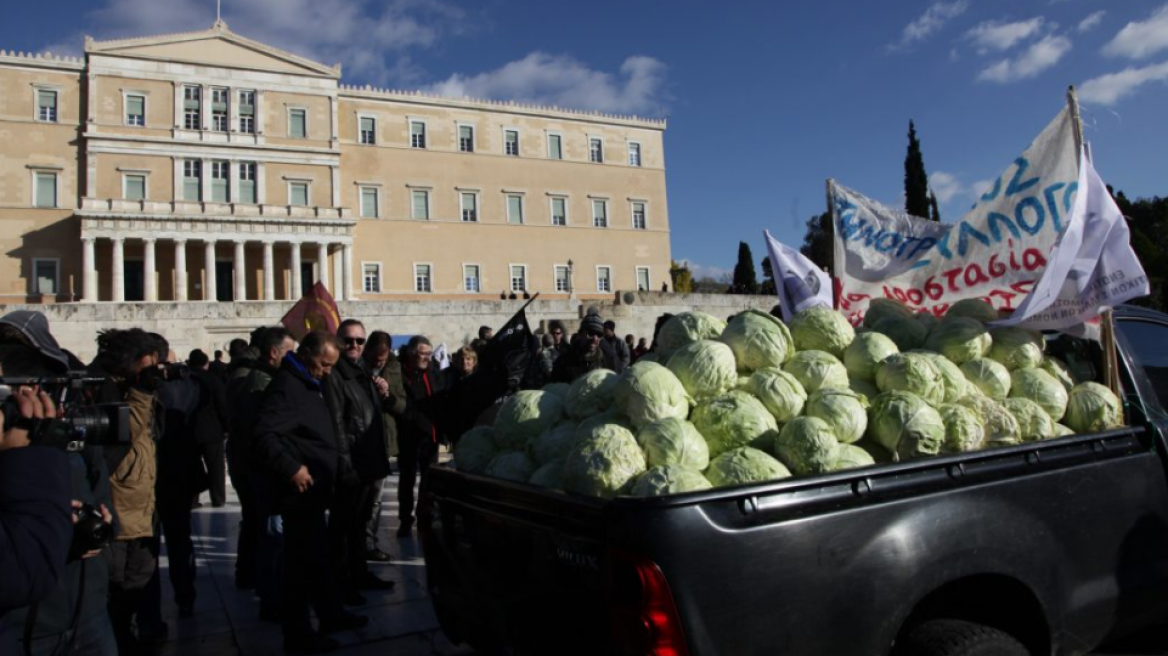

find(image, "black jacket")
[156,377,206,504]
[551,343,605,383]
[253,355,339,513]
[323,357,390,486]
[397,362,447,447]
[191,370,228,446]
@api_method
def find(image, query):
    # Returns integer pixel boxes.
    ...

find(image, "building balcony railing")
[79,197,350,220]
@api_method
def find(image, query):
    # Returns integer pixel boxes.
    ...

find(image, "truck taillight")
[609,550,691,656]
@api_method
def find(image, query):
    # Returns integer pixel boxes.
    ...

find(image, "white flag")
[765,230,833,322]
[992,148,1149,331]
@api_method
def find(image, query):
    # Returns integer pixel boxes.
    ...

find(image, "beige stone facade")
[0,21,670,306]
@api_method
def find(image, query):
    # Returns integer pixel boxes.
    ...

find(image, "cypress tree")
[929,192,942,222]
[905,120,932,219]
[760,256,777,295]
[731,242,759,294]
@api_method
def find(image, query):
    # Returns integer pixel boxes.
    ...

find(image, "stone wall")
[0,292,776,362]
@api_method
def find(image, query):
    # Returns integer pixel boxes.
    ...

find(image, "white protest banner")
[765,230,833,322]
[991,148,1149,331]
[831,102,1080,325]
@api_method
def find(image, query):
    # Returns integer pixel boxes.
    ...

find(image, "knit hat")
[580,314,605,335]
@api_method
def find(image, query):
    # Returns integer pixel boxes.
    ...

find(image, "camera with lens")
[71,502,113,557]
[0,374,130,452]
[161,361,191,381]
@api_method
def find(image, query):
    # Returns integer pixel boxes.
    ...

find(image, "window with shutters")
[360,187,379,218]
[211,88,229,132]
[632,202,647,230]
[411,190,429,220]
[547,133,563,160]
[289,182,309,206]
[410,121,426,148]
[32,259,59,296]
[628,142,642,167]
[636,267,651,292]
[36,89,58,122]
[414,264,432,293]
[510,265,527,292]
[459,125,474,152]
[589,137,604,163]
[359,116,376,145]
[211,161,229,202]
[183,86,201,130]
[238,162,257,204]
[507,195,524,224]
[504,130,519,156]
[555,265,570,292]
[460,192,478,222]
[597,266,612,292]
[289,108,307,138]
[363,263,381,293]
[550,197,567,226]
[463,264,481,293]
[238,91,256,133]
[182,160,201,201]
[125,94,145,127]
[124,174,146,201]
[34,172,58,208]
[592,199,608,228]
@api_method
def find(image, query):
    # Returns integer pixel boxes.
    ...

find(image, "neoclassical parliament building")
[0,20,670,305]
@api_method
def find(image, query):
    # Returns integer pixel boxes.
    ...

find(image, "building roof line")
[0,50,85,69]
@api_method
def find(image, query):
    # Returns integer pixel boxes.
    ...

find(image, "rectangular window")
[410,120,426,148]
[360,187,379,218]
[507,195,524,224]
[33,259,59,295]
[459,125,474,152]
[505,130,519,156]
[125,94,145,127]
[290,182,309,206]
[289,108,306,138]
[211,87,228,132]
[415,264,432,293]
[182,160,201,201]
[363,263,381,293]
[238,162,256,204]
[510,265,527,292]
[592,199,608,228]
[183,86,201,130]
[551,197,567,226]
[464,264,480,293]
[632,202,647,230]
[629,142,642,167]
[597,266,612,293]
[211,160,229,202]
[555,265,570,292]
[411,190,429,220]
[548,133,563,160]
[37,90,58,122]
[34,172,57,208]
[589,138,603,163]
[637,267,651,292]
[124,174,146,201]
[360,116,376,145]
[461,192,477,222]
[238,91,255,133]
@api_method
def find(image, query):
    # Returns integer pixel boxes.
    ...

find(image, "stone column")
[317,243,329,292]
[204,240,217,301]
[82,237,97,303]
[111,237,125,303]
[174,239,188,301]
[342,243,354,301]
[262,241,275,301]
[143,238,157,302]
[234,241,247,302]
[290,242,302,299]
[332,247,345,301]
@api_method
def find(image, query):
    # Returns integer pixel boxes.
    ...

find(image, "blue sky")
[4,0,1167,280]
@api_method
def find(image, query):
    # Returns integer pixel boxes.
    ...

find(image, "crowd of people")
[0,308,656,655]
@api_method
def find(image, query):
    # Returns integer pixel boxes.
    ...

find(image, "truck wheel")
[896,619,1030,656]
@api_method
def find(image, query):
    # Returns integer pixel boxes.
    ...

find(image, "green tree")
[929,192,942,222]
[1111,186,1168,310]
[760,256,777,295]
[905,120,932,219]
[669,260,693,293]
[800,211,833,270]
[730,241,759,294]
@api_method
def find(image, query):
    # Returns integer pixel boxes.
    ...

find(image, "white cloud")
[929,172,965,204]
[1077,10,1106,33]
[971,179,996,199]
[1103,3,1168,59]
[977,34,1072,82]
[890,1,971,51]
[679,260,732,282]
[1079,60,1168,105]
[424,53,668,116]
[966,18,1046,54]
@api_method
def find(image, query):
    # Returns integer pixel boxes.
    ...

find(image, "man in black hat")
[552,313,606,383]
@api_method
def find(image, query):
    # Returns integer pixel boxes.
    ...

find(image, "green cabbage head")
[938,403,985,453]
[704,447,791,487]
[748,368,807,422]
[631,465,713,497]
[1064,382,1123,434]
[1002,397,1054,441]
[494,390,566,451]
[876,353,944,405]
[914,351,971,403]
[691,391,779,457]
[1052,424,1075,438]
[871,315,929,351]
[667,339,738,399]
[529,462,565,488]
[562,424,647,497]
[576,410,635,441]
[782,350,849,394]
[655,312,727,360]
[720,310,795,371]
[528,422,580,465]
[614,361,691,429]
[956,394,1020,444]
[849,377,881,401]
[1039,357,1077,393]
[831,444,877,471]
[844,332,900,382]
[789,307,856,358]
[944,298,1000,323]
[542,382,571,400]
[565,369,619,420]
[988,327,1046,370]
[916,313,941,332]
[960,358,1011,398]
[924,317,992,364]
[773,416,841,476]
[453,426,498,474]
[869,391,946,461]
[636,417,710,471]
[863,298,916,328]
[485,452,537,483]
[804,388,869,444]
[1009,368,1068,422]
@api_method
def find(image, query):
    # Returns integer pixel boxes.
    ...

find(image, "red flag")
[280,281,341,341]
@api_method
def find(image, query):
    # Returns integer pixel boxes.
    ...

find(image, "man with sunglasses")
[323,320,394,606]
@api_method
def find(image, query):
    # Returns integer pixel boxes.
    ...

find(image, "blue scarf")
[284,352,320,389]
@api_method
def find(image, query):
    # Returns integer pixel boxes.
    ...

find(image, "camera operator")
[188,350,228,509]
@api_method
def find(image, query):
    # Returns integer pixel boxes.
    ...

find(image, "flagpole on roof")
[824,178,839,309]
[1067,86,1083,169]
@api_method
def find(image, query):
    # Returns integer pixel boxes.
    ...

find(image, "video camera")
[0,373,130,452]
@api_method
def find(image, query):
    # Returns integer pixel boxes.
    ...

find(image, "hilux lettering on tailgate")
[556,545,601,572]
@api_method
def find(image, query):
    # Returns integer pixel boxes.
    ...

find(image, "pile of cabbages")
[453,298,1125,498]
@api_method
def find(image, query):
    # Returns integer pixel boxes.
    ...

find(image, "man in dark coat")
[393,335,446,537]
[599,320,630,373]
[360,331,405,562]
[189,350,229,507]
[155,357,203,618]
[253,332,366,653]
[552,314,606,383]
